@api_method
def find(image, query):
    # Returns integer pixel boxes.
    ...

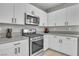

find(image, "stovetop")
[22,33,43,38]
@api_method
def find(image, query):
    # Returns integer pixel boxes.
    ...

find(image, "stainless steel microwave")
[24,13,40,26]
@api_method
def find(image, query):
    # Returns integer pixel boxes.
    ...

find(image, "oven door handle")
[31,39,43,42]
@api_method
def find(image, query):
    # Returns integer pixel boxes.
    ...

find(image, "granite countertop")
[37,32,79,38]
[0,36,29,44]
[0,31,79,44]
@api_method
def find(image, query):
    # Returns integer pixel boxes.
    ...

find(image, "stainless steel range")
[22,29,44,56]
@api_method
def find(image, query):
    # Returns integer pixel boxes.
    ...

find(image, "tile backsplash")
[0,24,44,37]
[1,23,79,37]
[48,26,79,32]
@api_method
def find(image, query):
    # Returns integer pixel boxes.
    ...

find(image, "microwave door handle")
[24,13,26,24]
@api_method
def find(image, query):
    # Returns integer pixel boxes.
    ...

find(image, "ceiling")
[31,3,61,11]
[31,3,77,13]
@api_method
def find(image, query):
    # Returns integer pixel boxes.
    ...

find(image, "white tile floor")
[43,49,66,56]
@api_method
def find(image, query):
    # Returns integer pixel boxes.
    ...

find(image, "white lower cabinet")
[44,35,49,50]
[13,40,29,56]
[48,35,60,51]
[0,39,29,56]
[61,37,77,56]
[46,34,78,56]
[0,42,15,56]
[0,46,15,56]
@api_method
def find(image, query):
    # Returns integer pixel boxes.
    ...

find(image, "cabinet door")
[0,3,13,23]
[62,37,77,56]
[54,9,66,26]
[0,47,15,56]
[18,40,29,56]
[15,3,25,24]
[48,12,56,26]
[49,35,60,51]
[38,12,47,26]
[13,40,29,56]
[44,35,49,50]
[48,8,66,26]
[66,4,79,25]
[0,43,15,56]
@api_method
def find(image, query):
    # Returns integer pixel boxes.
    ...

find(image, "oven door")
[30,38,43,56]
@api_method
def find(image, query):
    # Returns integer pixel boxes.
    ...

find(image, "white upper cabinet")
[48,4,79,26]
[48,11,56,26]
[37,11,47,26]
[48,9,66,26]
[54,9,66,26]
[48,8,66,26]
[25,4,47,26]
[0,3,25,24]
[0,3,47,25]
[66,4,79,25]
[14,3,25,25]
[0,3,13,23]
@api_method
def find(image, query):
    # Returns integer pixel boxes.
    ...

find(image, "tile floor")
[44,49,66,56]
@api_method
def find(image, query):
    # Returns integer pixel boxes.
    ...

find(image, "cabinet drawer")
[0,40,28,49]
[0,43,14,49]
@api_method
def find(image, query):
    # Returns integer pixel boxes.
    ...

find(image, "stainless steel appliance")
[30,35,43,56]
[22,29,44,56]
[24,13,40,26]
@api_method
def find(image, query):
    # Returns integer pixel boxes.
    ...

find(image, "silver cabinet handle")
[18,47,20,53]
[67,21,68,26]
[15,48,17,55]
[65,21,68,26]
[66,38,71,40]
[15,18,16,24]
[59,39,60,43]
[59,39,62,43]
[12,18,13,23]
[61,40,62,43]
[24,13,26,24]
[54,23,56,26]
[12,18,16,24]
[14,43,21,45]
[65,21,66,26]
